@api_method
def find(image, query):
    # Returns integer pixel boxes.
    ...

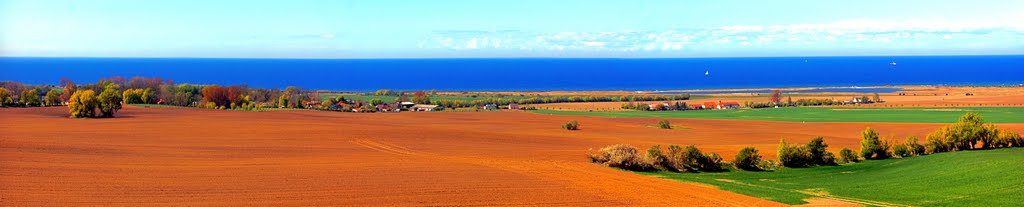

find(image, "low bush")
[807,137,837,166]
[860,127,892,160]
[733,147,762,171]
[839,148,859,163]
[658,120,672,129]
[778,139,813,168]
[562,120,580,130]
[893,144,911,158]
[588,144,653,171]
[906,136,926,156]
[645,145,667,169]
[700,152,725,172]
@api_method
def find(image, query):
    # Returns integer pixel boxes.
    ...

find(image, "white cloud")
[418,20,1024,54]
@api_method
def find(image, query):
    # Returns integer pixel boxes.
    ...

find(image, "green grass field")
[533,107,1024,123]
[638,148,1024,206]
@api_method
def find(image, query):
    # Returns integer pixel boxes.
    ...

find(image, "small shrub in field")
[700,152,724,172]
[777,138,812,168]
[906,136,926,155]
[588,144,653,171]
[645,145,667,169]
[658,120,672,129]
[664,145,687,171]
[680,145,705,171]
[839,148,859,163]
[859,127,891,160]
[893,144,911,158]
[994,130,1021,148]
[733,147,762,171]
[562,120,580,130]
[806,137,837,166]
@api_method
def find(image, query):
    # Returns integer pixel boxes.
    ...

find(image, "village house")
[397,101,416,111]
[700,101,740,110]
[700,102,718,110]
[412,104,441,111]
[375,103,391,112]
[483,104,498,110]
[648,103,668,111]
[845,97,872,104]
[508,103,520,110]
[719,101,741,109]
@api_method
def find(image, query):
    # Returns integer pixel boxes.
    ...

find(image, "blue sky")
[2,0,1023,58]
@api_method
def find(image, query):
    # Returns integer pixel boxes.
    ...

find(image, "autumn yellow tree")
[68,90,98,118]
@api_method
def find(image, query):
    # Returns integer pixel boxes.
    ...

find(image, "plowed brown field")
[2,106,1021,206]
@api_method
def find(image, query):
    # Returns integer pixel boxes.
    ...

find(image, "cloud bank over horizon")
[418,20,1024,57]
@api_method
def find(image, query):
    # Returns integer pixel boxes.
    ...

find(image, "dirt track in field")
[2,106,1021,206]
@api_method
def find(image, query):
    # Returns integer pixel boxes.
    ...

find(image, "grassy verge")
[638,148,1024,206]
[532,107,1024,123]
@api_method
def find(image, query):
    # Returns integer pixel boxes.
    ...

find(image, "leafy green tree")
[45,89,63,106]
[20,88,41,106]
[68,90,98,118]
[97,84,123,117]
[374,89,394,96]
[948,112,985,150]
[370,98,384,106]
[733,147,762,171]
[806,137,836,165]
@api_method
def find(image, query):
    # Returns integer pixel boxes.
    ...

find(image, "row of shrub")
[858,112,1023,161]
[777,137,837,168]
[590,112,1023,173]
[588,144,726,172]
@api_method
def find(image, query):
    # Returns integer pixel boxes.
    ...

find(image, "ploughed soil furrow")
[2,106,1021,206]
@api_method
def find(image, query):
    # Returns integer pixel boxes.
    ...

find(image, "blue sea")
[1,56,1021,92]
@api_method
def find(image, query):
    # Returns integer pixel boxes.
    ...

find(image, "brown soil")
[2,106,1022,206]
